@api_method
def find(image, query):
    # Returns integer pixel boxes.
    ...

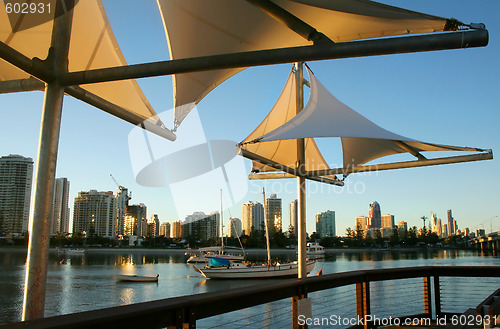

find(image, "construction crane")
[110,174,132,200]
[110,174,121,188]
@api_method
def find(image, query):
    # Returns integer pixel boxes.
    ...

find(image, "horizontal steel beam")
[65,86,176,141]
[248,172,342,186]
[0,41,54,82]
[238,147,344,186]
[0,78,176,141]
[61,29,488,86]
[307,150,493,176]
[0,77,44,94]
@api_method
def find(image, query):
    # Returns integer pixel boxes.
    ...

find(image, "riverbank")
[0,246,473,255]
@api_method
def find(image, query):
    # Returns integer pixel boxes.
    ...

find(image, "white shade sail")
[0,0,158,123]
[241,70,332,174]
[158,0,455,127]
[241,65,487,175]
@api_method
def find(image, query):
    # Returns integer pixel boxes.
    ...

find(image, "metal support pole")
[295,62,307,279]
[22,0,74,320]
[60,29,488,86]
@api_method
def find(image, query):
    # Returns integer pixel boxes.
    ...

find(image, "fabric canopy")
[158,0,455,127]
[242,65,484,172]
[241,70,332,174]
[0,0,158,123]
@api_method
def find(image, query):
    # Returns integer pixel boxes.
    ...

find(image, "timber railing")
[1,266,499,329]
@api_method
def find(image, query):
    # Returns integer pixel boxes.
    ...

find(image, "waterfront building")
[147,214,160,237]
[265,194,282,232]
[381,214,395,229]
[443,223,448,237]
[430,213,438,232]
[289,199,298,234]
[228,217,242,238]
[355,216,367,232]
[316,210,335,237]
[453,220,458,235]
[0,154,33,235]
[50,177,70,235]
[476,228,485,238]
[160,222,170,237]
[398,221,408,235]
[73,190,116,237]
[435,218,442,237]
[241,201,264,234]
[381,227,393,238]
[115,186,131,236]
[182,211,219,241]
[172,220,182,238]
[368,201,381,229]
[124,203,147,236]
[447,209,455,236]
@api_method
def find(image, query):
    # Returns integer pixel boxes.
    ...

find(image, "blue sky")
[2,0,499,237]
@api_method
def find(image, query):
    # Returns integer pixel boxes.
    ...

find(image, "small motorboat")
[116,274,159,282]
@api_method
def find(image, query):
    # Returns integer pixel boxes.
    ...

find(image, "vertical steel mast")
[22,1,74,320]
[295,62,307,279]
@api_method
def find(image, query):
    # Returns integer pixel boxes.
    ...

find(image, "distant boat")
[194,257,315,279]
[186,246,245,263]
[306,242,325,259]
[57,248,86,255]
[116,274,159,282]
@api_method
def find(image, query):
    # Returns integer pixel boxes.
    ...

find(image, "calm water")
[0,248,498,326]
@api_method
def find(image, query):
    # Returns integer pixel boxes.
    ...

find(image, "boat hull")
[116,274,159,282]
[194,261,315,279]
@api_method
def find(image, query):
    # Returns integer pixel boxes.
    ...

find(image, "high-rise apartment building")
[125,203,147,236]
[115,186,131,236]
[147,214,160,237]
[171,220,182,238]
[430,213,438,232]
[435,218,442,237]
[182,212,219,241]
[266,194,282,232]
[316,210,335,237]
[289,199,298,234]
[368,201,381,229]
[442,223,448,237]
[381,214,395,229]
[380,214,395,238]
[355,216,367,232]
[398,221,408,235]
[0,155,33,235]
[160,222,171,237]
[447,209,454,236]
[73,190,116,237]
[50,177,70,235]
[242,201,264,234]
[228,217,242,238]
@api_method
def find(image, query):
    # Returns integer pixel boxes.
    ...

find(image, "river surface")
[0,248,498,326]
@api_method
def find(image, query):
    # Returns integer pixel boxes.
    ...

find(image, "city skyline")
[1,1,499,237]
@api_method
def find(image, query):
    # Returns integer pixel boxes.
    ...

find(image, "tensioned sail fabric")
[241,70,332,173]
[0,0,158,123]
[251,66,482,167]
[158,0,454,127]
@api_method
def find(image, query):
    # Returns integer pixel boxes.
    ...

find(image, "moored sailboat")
[193,188,315,279]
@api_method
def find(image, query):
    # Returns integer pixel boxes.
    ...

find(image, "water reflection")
[0,248,498,325]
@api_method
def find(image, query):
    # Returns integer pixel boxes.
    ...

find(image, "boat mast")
[262,187,272,265]
[295,62,307,279]
[220,189,224,252]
